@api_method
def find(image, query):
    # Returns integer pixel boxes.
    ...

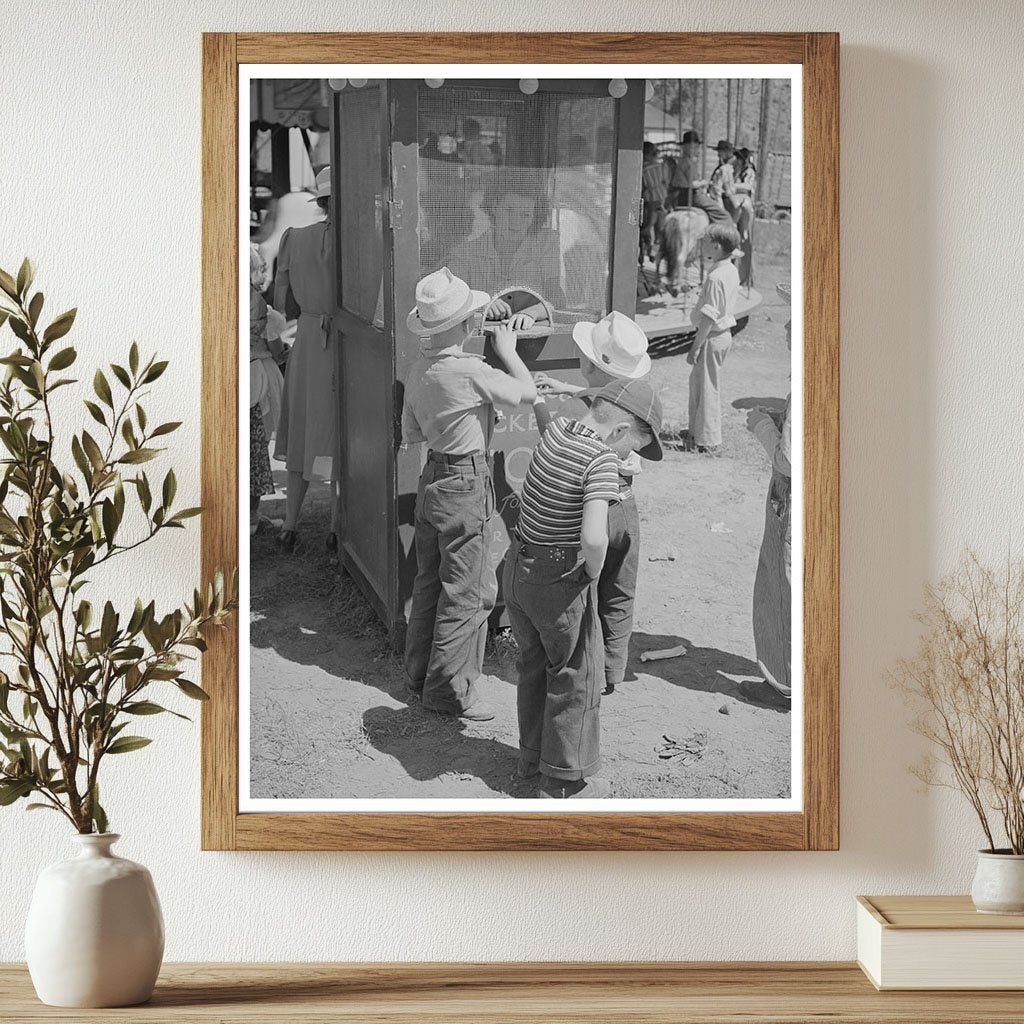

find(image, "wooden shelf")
[4,962,1024,1022]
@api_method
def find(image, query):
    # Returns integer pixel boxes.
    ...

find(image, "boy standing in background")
[686,223,742,453]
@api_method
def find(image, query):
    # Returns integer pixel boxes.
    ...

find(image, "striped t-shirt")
[517,417,620,546]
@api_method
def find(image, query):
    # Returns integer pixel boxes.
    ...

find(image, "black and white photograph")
[241,66,800,808]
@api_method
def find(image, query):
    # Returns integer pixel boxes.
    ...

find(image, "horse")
[659,206,709,297]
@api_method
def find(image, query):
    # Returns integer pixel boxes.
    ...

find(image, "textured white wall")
[1,0,1022,962]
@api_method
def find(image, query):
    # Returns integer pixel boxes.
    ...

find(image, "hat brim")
[579,387,664,462]
[571,322,652,381]
[406,289,490,336]
[776,282,792,302]
[307,188,331,201]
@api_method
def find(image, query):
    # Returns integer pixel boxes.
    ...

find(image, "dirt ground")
[250,221,793,801]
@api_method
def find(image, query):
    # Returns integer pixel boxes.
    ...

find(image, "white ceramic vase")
[971,849,1024,915]
[25,833,164,1007]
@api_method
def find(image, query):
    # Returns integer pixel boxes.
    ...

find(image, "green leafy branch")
[0,259,236,833]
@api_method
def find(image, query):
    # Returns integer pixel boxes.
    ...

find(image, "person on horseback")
[668,130,733,227]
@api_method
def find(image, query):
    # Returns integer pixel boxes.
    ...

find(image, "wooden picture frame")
[202,32,838,851]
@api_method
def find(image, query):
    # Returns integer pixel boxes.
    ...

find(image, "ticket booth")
[329,78,644,642]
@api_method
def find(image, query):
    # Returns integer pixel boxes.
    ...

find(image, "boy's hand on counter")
[485,297,512,320]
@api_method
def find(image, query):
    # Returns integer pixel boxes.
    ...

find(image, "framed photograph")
[202,32,838,850]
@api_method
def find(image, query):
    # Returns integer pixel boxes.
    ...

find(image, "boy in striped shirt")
[533,311,655,696]
[503,379,663,798]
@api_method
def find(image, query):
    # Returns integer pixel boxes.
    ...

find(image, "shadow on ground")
[362,704,525,796]
[732,395,787,413]
[627,632,764,703]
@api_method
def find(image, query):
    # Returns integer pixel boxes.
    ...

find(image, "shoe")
[603,682,616,696]
[277,528,298,553]
[537,776,611,799]
[423,702,495,723]
[739,678,791,710]
[457,704,495,722]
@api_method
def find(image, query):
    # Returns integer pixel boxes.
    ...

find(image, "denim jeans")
[599,496,640,688]
[404,452,497,714]
[502,537,603,781]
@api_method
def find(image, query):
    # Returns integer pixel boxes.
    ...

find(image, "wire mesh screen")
[416,86,616,322]
[338,87,383,324]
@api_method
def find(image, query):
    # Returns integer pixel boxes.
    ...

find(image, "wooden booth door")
[331,83,393,625]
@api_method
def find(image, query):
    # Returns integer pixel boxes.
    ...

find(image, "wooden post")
[756,78,771,205]
[736,79,745,142]
[677,78,684,141]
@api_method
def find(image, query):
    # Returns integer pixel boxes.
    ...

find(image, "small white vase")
[25,833,164,1007]
[971,849,1024,915]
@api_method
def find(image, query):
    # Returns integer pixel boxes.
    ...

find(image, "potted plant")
[0,260,235,1005]
[896,552,1024,914]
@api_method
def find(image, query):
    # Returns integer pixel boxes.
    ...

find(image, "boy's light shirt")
[400,344,522,455]
[690,257,739,333]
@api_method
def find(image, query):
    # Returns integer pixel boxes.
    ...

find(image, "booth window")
[338,87,384,325]
[415,86,616,322]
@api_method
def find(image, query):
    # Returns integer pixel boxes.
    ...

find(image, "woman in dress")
[273,166,338,552]
[249,244,285,534]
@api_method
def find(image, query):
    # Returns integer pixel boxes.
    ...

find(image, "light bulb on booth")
[425,78,444,89]
[644,81,655,102]
[519,78,539,95]
[349,77,368,89]
[328,78,347,91]
[608,78,628,99]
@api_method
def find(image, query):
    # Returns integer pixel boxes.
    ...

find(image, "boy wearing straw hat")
[401,268,537,721]
[533,311,656,696]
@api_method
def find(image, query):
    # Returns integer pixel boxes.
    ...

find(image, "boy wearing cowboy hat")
[503,377,663,798]
[533,311,655,695]
[401,268,537,721]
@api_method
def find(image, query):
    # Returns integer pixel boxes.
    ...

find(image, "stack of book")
[857,895,1024,990]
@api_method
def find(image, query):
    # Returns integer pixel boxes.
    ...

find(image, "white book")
[857,895,1024,990]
